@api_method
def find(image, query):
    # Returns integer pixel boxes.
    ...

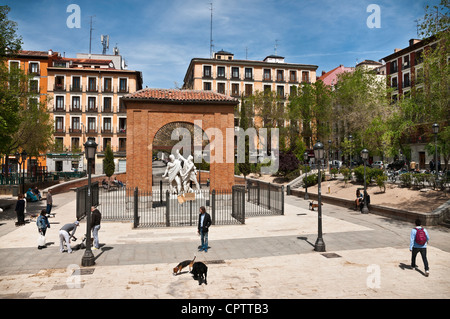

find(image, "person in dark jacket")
[36,209,50,249]
[91,206,101,249]
[197,206,211,252]
[15,194,26,226]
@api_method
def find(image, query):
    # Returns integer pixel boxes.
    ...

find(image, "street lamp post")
[361,148,369,214]
[328,139,332,174]
[432,123,439,185]
[81,140,97,267]
[303,151,309,200]
[313,141,326,252]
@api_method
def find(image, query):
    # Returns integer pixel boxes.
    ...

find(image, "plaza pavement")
[0,190,449,299]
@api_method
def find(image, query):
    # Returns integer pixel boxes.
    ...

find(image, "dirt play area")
[249,174,449,214]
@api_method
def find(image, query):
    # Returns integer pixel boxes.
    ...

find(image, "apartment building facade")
[382,37,443,169]
[46,54,142,174]
[3,50,59,176]
[182,51,318,128]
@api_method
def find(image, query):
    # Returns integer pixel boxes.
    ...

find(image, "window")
[103,97,112,112]
[264,85,271,92]
[88,97,96,111]
[403,55,410,69]
[71,138,80,151]
[391,77,398,89]
[245,84,253,96]
[277,85,284,97]
[29,80,39,93]
[390,61,398,73]
[203,65,212,78]
[88,77,97,92]
[55,96,65,110]
[118,118,127,133]
[217,82,225,94]
[119,78,128,92]
[203,82,211,90]
[217,66,225,78]
[302,71,309,83]
[87,118,96,132]
[232,67,239,79]
[103,78,112,92]
[277,70,284,82]
[71,76,81,91]
[71,117,81,132]
[290,71,297,82]
[55,76,65,91]
[103,118,112,133]
[103,138,111,151]
[244,68,253,80]
[29,62,39,75]
[71,96,81,111]
[231,83,239,96]
[403,73,410,88]
[55,117,64,131]
[119,138,126,152]
[263,69,271,81]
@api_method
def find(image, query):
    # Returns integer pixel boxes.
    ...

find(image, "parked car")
[372,161,384,169]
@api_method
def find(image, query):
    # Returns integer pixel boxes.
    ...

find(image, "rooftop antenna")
[274,39,279,55]
[210,2,213,58]
[88,16,95,58]
[101,35,109,55]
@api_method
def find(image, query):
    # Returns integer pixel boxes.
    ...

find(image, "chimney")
[394,48,401,53]
[322,70,326,76]
[409,39,421,46]
[48,49,53,56]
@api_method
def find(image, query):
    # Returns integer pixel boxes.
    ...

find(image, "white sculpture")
[162,150,200,195]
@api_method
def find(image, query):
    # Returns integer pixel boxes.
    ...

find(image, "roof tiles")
[124,88,239,103]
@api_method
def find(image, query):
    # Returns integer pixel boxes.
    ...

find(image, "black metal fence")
[76,182,99,220]
[91,180,284,228]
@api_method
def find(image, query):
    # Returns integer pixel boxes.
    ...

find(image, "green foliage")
[375,175,387,192]
[103,145,115,178]
[353,165,384,184]
[303,173,325,188]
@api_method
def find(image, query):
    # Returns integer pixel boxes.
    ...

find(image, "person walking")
[14,194,26,226]
[59,221,79,253]
[36,209,50,249]
[46,189,53,214]
[410,219,430,276]
[197,206,211,252]
[91,206,101,249]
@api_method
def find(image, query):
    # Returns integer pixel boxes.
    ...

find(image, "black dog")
[191,262,208,285]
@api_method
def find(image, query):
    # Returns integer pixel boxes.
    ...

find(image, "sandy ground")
[247,173,449,213]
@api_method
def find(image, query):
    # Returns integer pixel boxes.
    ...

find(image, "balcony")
[102,105,113,113]
[53,105,66,113]
[86,106,98,113]
[28,66,40,76]
[69,105,82,112]
[54,126,65,135]
[69,127,82,134]
[70,85,83,92]
[102,86,113,93]
[54,83,66,92]
[86,127,97,135]
[86,85,98,93]
[118,86,129,93]
[117,127,127,135]
[101,127,114,135]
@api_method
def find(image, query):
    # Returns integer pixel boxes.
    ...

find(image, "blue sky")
[4,0,438,89]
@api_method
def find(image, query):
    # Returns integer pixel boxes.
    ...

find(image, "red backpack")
[415,227,427,245]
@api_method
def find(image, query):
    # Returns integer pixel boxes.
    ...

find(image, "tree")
[103,144,115,186]
[0,6,53,175]
[237,95,251,178]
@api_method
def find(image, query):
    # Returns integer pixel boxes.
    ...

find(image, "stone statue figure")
[162,154,182,195]
[162,150,201,195]
[177,150,201,193]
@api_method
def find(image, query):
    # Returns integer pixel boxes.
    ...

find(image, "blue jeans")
[92,225,101,248]
[200,229,208,251]
[46,204,52,214]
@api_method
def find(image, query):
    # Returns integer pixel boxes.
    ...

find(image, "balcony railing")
[28,67,40,76]
[87,85,98,92]
[102,86,113,93]
[70,85,83,92]
[86,107,98,113]
[69,127,82,134]
[53,105,66,112]
[118,86,129,93]
[101,127,114,134]
[54,126,65,135]
[70,105,82,112]
[117,128,127,135]
[54,84,66,92]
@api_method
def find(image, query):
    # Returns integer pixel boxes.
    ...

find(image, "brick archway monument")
[122,89,239,192]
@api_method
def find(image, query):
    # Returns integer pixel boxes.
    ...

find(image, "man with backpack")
[410,219,430,276]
